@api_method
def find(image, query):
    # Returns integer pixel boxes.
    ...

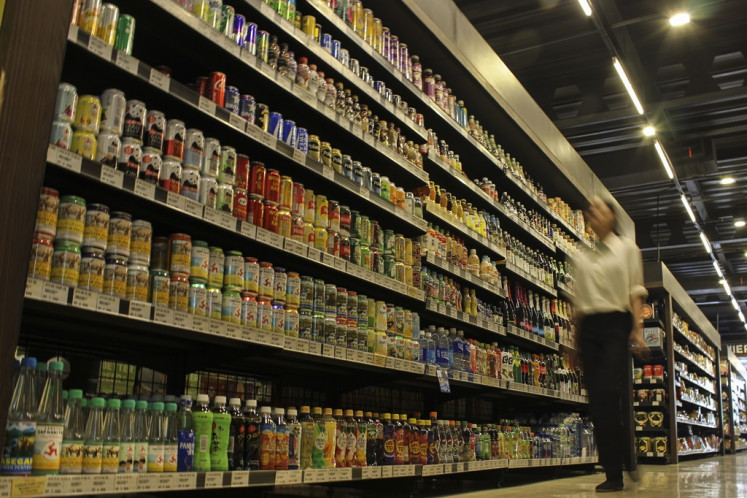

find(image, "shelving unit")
[720,350,747,453]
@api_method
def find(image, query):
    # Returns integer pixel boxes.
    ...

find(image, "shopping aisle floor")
[444,453,747,498]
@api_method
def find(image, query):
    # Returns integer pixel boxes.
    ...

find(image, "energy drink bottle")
[227,398,245,471]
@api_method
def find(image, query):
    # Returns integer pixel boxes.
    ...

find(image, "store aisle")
[443,453,747,497]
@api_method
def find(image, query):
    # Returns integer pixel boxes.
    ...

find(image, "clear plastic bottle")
[322,408,337,468]
[59,389,85,474]
[354,410,367,467]
[277,43,290,76]
[192,394,213,472]
[2,357,37,475]
[101,399,121,474]
[210,396,231,471]
[310,68,323,98]
[82,397,105,474]
[287,408,302,470]
[118,399,135,473]
[163,403,178,472]
[295,57,310,87]
[435,327,449,369]
[267,35,280,69]
[34,361,47,407]
[274,407,289,470]
[243,399,260,470]
[32,360,64,475]
[227,398,244,471]
[176,396,194,472]
[259,406,276,470]
[287,51,298,81]
[133,400,149,473]
[299,406,315,470]
[147,402,165,473]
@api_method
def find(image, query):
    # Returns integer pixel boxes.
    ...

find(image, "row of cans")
[72,1,135,55]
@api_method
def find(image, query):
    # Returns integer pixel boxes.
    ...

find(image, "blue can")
[268,112,283,138]
[225,86,240,114]
[295,127,309,153]
[374,81,386,95]
[331,39,341,59]
[371,172,381,195]
[245,22,258,55]
[320,33,333,52]
[281,119,297,147]
[233,14,247,47]
[239,94,255,124]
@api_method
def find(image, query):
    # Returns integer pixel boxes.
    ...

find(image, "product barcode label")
[72,288,98,311]
[149,68,171,92]
[42,282,69,304]
[88,35,113,60]
[260,132,277,149]
[183,198,204,218]
[229,113,246,132]
[47,145,82,173]
[292,148,306,164]
[133,179,155,200]
[166,191,186,212]
[198,96,217,116]
[115,52,139,75]
[100,166,124,189]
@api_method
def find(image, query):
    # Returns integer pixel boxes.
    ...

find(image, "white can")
[203,137,221,178]
[199,176,218,209]
[130,220,152,266]
[140,147,162,184]
[118,138,142,179]
[184,128,205,169]
[96,131,121,168]
[100,88,127,135]
[123,99,146,142]
[160,157,182,193]
[181,166,201,201]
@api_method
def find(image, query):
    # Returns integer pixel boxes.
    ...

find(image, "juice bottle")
[227,398,245,471]
[408,418,420,465]
[147,402,165,473]
[287,408,302,470]
[59,389,85,474]
[382,413,395,465]
[192,394,213,472]
[354,410,367,467]
[118,400,136,473]
[210,396,231,471]
[419,420,429,465]
[32,360,64,475]
[428,412,439,464]
[133,400,149,473]
[310,407,326,469]
[344,410,357,467]
[300,406,316,470]
[400,415,411,464]
[322,408,337,468]
[274,408,289,470]
[365,411,377,466]
[259,406,276,470]
[374,413,384,466]
[393,414,404,465]
[101,399,121,474]
[82,397,105,474]
[334,409,346,468]
[243,399,260,470]
[163,403,178,472]
[2,357,37,475]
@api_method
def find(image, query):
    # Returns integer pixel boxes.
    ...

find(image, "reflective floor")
[443,453,747,497]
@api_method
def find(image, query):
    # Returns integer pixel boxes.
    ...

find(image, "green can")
[276,0,287,18]
[350,210,361,239]
[360,244,371,271]
[114,15,135,55]
[383,229,395,256]
[311,312,325,342]
[384,255,396,279]
[257,30,270,63]
[312,278,325,312]
[222,289,241,324]
[189,281,207,316]
[219,5,235,37]
[359,215,370,246]
[208,246,224,289]
[299,308,313,339]
[149,269,170,308]
[349,237,361,266]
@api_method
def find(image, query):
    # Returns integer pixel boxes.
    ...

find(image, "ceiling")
[455,0,747,342]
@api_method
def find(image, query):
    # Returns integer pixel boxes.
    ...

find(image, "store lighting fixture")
[681,195,696,223]
[643,126,656,137]
[713,261,723,278]
[612,57,644,115]
[732,298,740,311]
[577,0,592,16]
[669,12,691,26]
[654,140,674,179]
[735,220,746,228]
[723,281,732,294]
[740,311,746,322]
[721,177,736,185]
[700,232,712,253]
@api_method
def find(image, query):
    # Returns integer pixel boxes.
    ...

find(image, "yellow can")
[314,194,328,229]
[313,226,328,252]
[362,9,374,43]
[51,245,81,287]
[79,0,102,35]
[149,270,170,308]
[375,300,387,332]
[77,249,105,292]
[126,264,149,302]
[96,3,119,45]
[169,275,189,312]
[404,264,413,287]
[301,15,316,36]
[308,135,321,161]
[331,148,342,174]
[70,130,97,160]
[278,208,292,238]
[320,141,332,168]
[103,257,127,298]
[372,18,383,52]
[351,1,363,36]
[74,95,102,134]
[28,237,54,281]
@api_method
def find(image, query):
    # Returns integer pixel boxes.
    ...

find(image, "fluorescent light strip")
[713,261,723,278]
[612,57,644,114]
[732,298,740,311]
[680,195,696,223]
[739,311,745,322]
[654,141,674,179]
[700,232,711,254]
[723,281,731,294]
[577,0,592,16]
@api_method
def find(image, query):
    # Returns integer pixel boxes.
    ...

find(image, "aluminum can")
[277,208,292,237]
[138,147,160,184]
[181,166,201,201]
[118,137,142,178]
[208,72,226,107]
[241,293,257,327]
[149,270,169,308]
[263,201,279,233]
[71,130,96,159]
[349,237,361,265]
[114,14,135,55]
[257,299,273,331]
[320,142,332,168]
[302,188,315,224]
[313,226,327,252]
[303,221,315,247]
[307,134,320,160]
[56,195,86,245]
[164,119,186,159]
[126,263,149,302]
[96,130,120,168]
[245,22,258,55]
[265,169,281,205]
[208,247,224,288]
[199,176,218,208]
[328,200,340,233]
[51,244,81,287]
[320,33,333,52]
[331,148,342,174]
[224,250,244,290]
[168,233,192,276]
[314,194,328,228]
[235,154,250,190]
[121,99,145,141]
[28,238,54,281]
[258,262,274,299]
[35,187,59,238]
[74,94,102,134]
[248,194,264,227]
[150,236,168,271]
[281,119,296,146]
[76,248,105,291]
[285,307,299,337]
[206,287,223,320]
[219,146,237,185]
[371,172,381,195]
[249,161,266,197]
[189,282,208,316]
[195,76,209,97]
[271,303,286,334]
[290,215,304,242]
[339,236,350,261]
[295,127,309,153]
[216,183,234,213]
[130,219,152,266]
[233,187,248,220]
[257,30,270,62]
[203,137,221,178]
[219,5,235,37]
[279,175,293,209]
[233,14,247,47]
[268,112,283,138]
[100,88,126,135]
[331,39,341,59]
[101,257,127,298]
[54,83,77,123]
[160,157,182,193]
[79,0,102,34]
[299,276,313,309]
[169,275,189,312]
[339,48,349,67]
[273,267,287,303]
[225,85,240,114]
[83,203,110,250]
[301,15,315,36]
[50,120,73,150]
[184,128,204,169]
[105,211,131,259]
[239,94,256,123]
[243,257,259,293]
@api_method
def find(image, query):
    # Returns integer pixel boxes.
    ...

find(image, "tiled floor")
[442,453,747,497]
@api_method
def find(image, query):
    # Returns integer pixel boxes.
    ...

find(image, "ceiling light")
[721,177,736,185]
[654,140,674,179]
[577,0,592,16]
[643,126,656,137]
[740,311,746,322]
[669,12,691,26]
[681,195,696,223]
[732,298,740,311]
[612,57,644,115]
[723,281,732,294]
[700,232,711,254]
[713,261,723,278]
[736,220,746,228]
[719,279,726,285]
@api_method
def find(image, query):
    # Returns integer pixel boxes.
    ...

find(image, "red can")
[249,161,266,197]
[235,154,250,190]
[290,215,304,241]
[234,188,248,221]
[329,200,340,232]
[326,230,340,256]
[208,72,226,107]
[291,182,305,217]
[653,364,664,380]
[248,194,264,228]
[339,236,351,261]
[643,365,653,380]
[279,175,293,210]
[263,201,279,233]
[265,169,281,205]
[194,76,209,97]
[278,208,292,238]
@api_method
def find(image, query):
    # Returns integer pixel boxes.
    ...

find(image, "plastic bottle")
[354,410,367,467]
[345,410,357,467]
[382,413,395,465]
[435,327,449,369]
[274,408,289,470]
[32,360,64,475]
[243,399,260,470]
[101,399,121,474]
[259,406,276,470]
[418,420,428,465]
[133,400,149,473]
[163,403,178,472]
[408,418,420,465]
[147,402,165,473]
[300,406,316,470]
[400,415,411,464]
[210,396,231,471]
[322,408,337,468]
[176,396,194,472]
[295,57,310,87]
[308,66,322,96]
[118,400,135,473]
[2,357,37,475]
[34,362,47,407]
[227,398,244,471]
[192,394,213,472]
[287,408,302,470]
[82,397,105,474]
[364,412,377,466]
[437,420,449,463]
[59,389,85,474]
[374,413,384,466]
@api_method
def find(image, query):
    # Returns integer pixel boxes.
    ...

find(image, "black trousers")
[580,311,632,481]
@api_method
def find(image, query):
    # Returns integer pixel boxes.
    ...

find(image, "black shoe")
[596,480,624,492]
[627,469,640,482]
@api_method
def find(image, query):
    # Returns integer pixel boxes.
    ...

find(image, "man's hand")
[629,329,650,360]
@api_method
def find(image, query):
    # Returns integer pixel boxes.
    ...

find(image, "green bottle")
[311,408,327,469]
[209,396,231,471]
[192,394,213,472]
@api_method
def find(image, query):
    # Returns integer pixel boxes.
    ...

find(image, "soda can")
[206,287,223,320]
[83,203,110,250]
[257,299,273,331]
[277,208,292,237]
[380,175,391,201]
[285,307,299,337]
[239,94,255,123]
[126,263,149,302]
[301,15,315,35]
[268,112,283,138]
[224,86,240,115]
[184,128,204,169]
[371,249,382,274]
[349,210,361,239]
[342,155,353,180]
[164,119,186,159]
[339,235,350,261]
[339,48,349,67]
[257,30,270,62]
[194,76,209,97]
[233,188,248,220]
[106,211,132,260]
[96,130,121,168]
[273,267,287,303]
[326,230,340,257]
[54,83,77,123]
[279,175,293,210]
[219,4,235,37]
[99,88,126,135]
[248,161,266,197]
[349,237,361,265]
[233,14,247,47]
[243,257,259,293]
[360,244,371,270]
[199,176,218,208]
[331,148,342,173]
[34,187,59,239]
[208,72,226,107]
[121,99,145,142]
[245,22,258,55]
[241,293,258,327]
[118,137,142,178]
[291,182,305,218]
[216,183,234,213]
[79,0,102,35]
[49,120,73,150]
[255,103,269,131]
[258,262,274,299]
[313,226,327,252]
[314,194,328,228]
[208,247,224,288]
[328,200,340,233]
[114,14,135,55]
[181,166,201,201]
[188,282,208,316]
[299,276,313,309]
[264,201,279,233]
[320,33,333,52]
[248,194,264,227]
[339,205,351,237]
[374,81,386,95]
[219,146,237,185]
[320,141,332,168]
[290,215,304,242]
[331,39,341,59]
[265,169,281,205]
[384,88,392,102]
[348,58,360,77]
[168,275,189,312]
[160,157,182,193]
[148,270,169,308]
[307,134,320,160]
[303,221,315,247]
[353,161,364,185]
[371,172,381,195]
[224,250,244,289]
[295,127,308,154]
[313,24,322,43]
[203,137,221,178]
[130,219,152,266]
[303,188,315,224]
[281,120,296,146]
[50,244,81,287]
[71,130,97,159]
[144,110,166,151]
[362,167,372,190]
[76,248,104,292]
[74,95,102,134]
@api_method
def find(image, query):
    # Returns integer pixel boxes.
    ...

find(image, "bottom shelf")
[677,449,720,457]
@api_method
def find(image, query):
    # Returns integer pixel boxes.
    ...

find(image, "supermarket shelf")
[674,347,716,380]
[634,427,668,434]
[680,396,717,412]
[637,452,669,459]
[633,379,667,388]
[501,261,558,298]
[63,27,428,237]
[674,325,715,362]
[633,401,668,409]
[423,299,506,339]
[556,281,575,299]
[554,243,578,260]
[676,418,719,430]
[423,252,508,300]
[424,203,506,262]
[679,374,717,395]
[506,324,560,352]
[44,149,424,305]
[678,448,720,457]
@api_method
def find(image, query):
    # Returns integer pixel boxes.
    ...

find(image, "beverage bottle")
[267,35,280,69]
[300,406,316,470]
[82,397,105,474]
[322,408,337,468]
[427,414,438,464]
[296,57,310,87]
[34,362,47,407]
[259,406,276,470]
[274,408,289,470]
[175,396,194,472]
[227,398,245,471]
[418,420,428,465]
[344,410,357,467]
[59,389,85,474]
[392,414,405,465]
[333,409,346,468]
[243,399,260,470]
[118,400,136,473]
[374,413,384,466]
[411,55,423,90]
[32,360,64,475]
[162,403,178,472]
[314,70,327,101]
[277,43,290,76]
[101,399,121,474]
[210,396,231,471]
[287,408,302,470]
[419,332,429,363]
[192,394,213,472]
[2,357,37,475]
[382,413,395,465]
[408,418,420,465]
[324,78,337,108]
[147,402,165,473]
[452,420,464,463]
[132,400,149,473]
[400,415,411,464]
[310,407,326,469]
[365,411,377,466]
[447,328,456,370]
[354,410,367,467]
[435,327,449,369]
[442,420,454,463]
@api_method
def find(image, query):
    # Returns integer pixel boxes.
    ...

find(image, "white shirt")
[571,232,648,314]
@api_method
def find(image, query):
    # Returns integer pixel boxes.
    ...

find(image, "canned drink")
[265,169,281,205]
[335,287,347,317]
[168,233,192,276]
[314,194,328,228]
[351,161,362,184]
[200,176,218,208]
[307,135,320,160]
[189,282,208,316]
[295,128,308,153]
[71,130,97,159]
[290,215,304,242]
[126,263,149,301]
[216,183,234,213]
[165,119,186,159]
[143,110,166,152]
[219,5,235,36]
[339,236,350,261]
[208,72,226,107]
[349,210,361,239]
[313,226,327,252]
[121,99,145,141]
[281,120,296,147]
[303,221,315,247]
[105,211,131,259]
[312,278,325,312]
[243,257,259,293]
[243,21,257,54]
[277,175,293,210]
[181,166,201,201]
[54,83,77,123]
[339,205,351,237]
[208,247,224,288]
[284,271,300,308]
[102,257,127,298]
[380,176,391,201]
[394,234,406,262]
[374,81,386,95]
[99,88,126,135]
[348,58,360,77]
[331,39,341,59]
[83,203,110,250]
[233,14,247,47]
[239,94,256,123]
[289,182,305,218]
[118,137,142,178]
[129,219,151,266]
[114,14,135,55]
[302,188,315,224]
[50,120,73,150]
[206,287,222,319]
[221,290,242,324]
[268,112,283,139]
[77,248,105,292]
[160,157,182,193]
[277,208,292,237]
[370,221,382,249]
[331,148,342,174]
[248,161,266,197]
[320,142,332,168]
[360,244,371,270]
[203,137,220,178]
[257,299,273,331]
[28,238,54,281]
[371,172,381,195]
[255,103,269,131]
[184,129,204,169]
[349,237,361,265]
[95,131,120,168]
[339,48,349,67]
[257,30,270,62]
[51,244,81,287]
[320,33,333,52]
[219,146,237,185]
[273,267,287,303]
[284,307,299,337]
[233,188,248,220]
[190,241,209,281]
[310,312,324,341]
[140,147,161,184]
[149,270,170,308]
[258,262,274,299]
[248,194,264,227]
[225,86,240,114]
[301,15,315,35]
[263,201,279,233]
[371,249,382,274]
[150,236,168,271]
[323,284,336,314]
[241,293,258,327]
[234,154,250,190]
[328,200,340,233]
[299,276,313,309]
[74,95,102,135]
[35,188,59,238]
[169,275,189,312]
[56,195,86,245]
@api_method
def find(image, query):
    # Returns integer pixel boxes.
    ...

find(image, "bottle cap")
[260,406,272,414]
[36,362,47,371]
[246,399,257,408]
[229,398,241,407]
[81,398,88,408]
[365,411,372,417]
[90,397,106,408]
[107,398,121,409]
[49,361,64,372]
[287,408,297,417]
[300,406,310,414]
[409,418,417,424]
[150,402,164,411]
[344,409,353,417]
[323,408,332,415]
[180,395,193,408]
[122,399,136,409]
[392,414,400,421]
[68,389,83,399]
[166,402,178,412]
[214,396,227,405]
[62,390,68,400]
[21,357,37,368]
[274,407,285,416]
[334,409,343,416]
[196,394,210,403]
[355,410,363,417]
[382,413,391,420]
[313,407,323,414]
[136,400,148,410]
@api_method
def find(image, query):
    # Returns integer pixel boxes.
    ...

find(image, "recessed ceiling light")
[736,220,746,228]
[721,177,736,185]
[669,13,691,26]
[643,126,656,137]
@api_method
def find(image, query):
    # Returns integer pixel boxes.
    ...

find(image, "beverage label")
[134,441,148,473]
[311,422,326,469]
[346,428,356,466]
[275,427,289,470]
[177,430,194,472]
[60,440,83,474]
[355,425,367,466]
[300,421,314,470]
[288,423,301,470]
[2,421,35,474]
[383,426,395,465]
[118,441,135,473]
[259,425,276,470]
[147,444,164,472]
[163,443,177,472]
[192,412,213,472]
[323,421,336,468]
[81,443,103,473]
[210,412,231,471]
[32,423,64,473]
[102,442,120,473]
[245,422,260,470]
[335,426,346,468]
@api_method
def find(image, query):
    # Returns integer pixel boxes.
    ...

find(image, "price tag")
[154,307,175,325]
[204,472,223,488]
[69,475,93,494]
[292,148,306,164]
[394,358,405,371]
[25,277,44,299]
[284,238,308,258]
[201,206,221,225]
[270,332,285,348]
[129,300,151,320]
[255,329,271,345]
[308,341,322,356]
[361,467,381,480]
[176,472,197,489]
[275,470,302,485]
[72,288,98,311]
[149,68,171,93]
[198,96,217,116]
[193,316,210,334]
[91,475,113,493]
[380,466,393,478]
[437,303,446,314]
[88,34,113,60]
[134,178,156,199]
[307,247,322,262]
[42,281,69,304]
[115,51,139,75]
[256,228,283,248]
[166,191,186,212]
[246,123,261,141]
[219,211,237,231]
[230,471,249,487]
[183,198,204,218]
[334,347,346,360]
[333,258,347,272]
[112,474,137,492]
[240,221,257,239]
[47,145,82,173]
[67,23,79,41]
[322,344,335,358]
[320,252,335,267]
[100,166,124,189]
[174,311,194,330]
[385,357,396,369]
[260,132,278,149]
[392,466,414,477]
[322,167,335,180]
[284,337,298,351]
[373,355,387,368]
[224,323,240,339]
[10,476,47,496]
